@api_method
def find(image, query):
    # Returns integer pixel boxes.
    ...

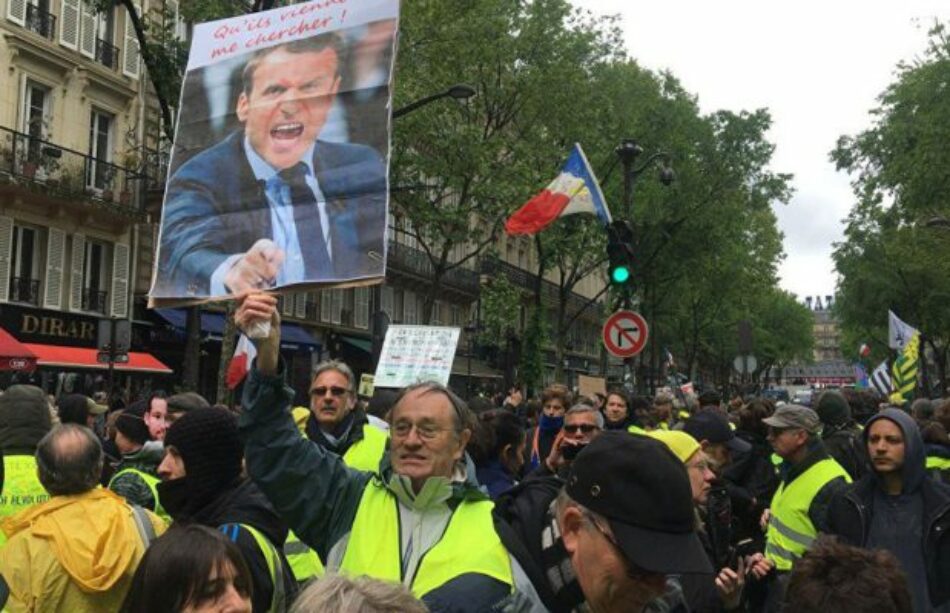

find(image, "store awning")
[23,344,173,374]
[451,357,503,379]
[0,327,37,372]
[154,308,320,350]
[341,335,372,353]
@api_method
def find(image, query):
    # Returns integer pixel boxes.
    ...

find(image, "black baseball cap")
[566,431,712,575]
[683,412,751,453]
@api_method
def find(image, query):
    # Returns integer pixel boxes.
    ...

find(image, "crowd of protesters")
[0,293,946,612]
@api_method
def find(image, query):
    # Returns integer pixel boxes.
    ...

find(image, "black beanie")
[815,390,851,427]
[164,407,243,501]
[115,404,151,446]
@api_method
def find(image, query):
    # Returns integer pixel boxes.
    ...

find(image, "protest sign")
[577,374,606,399]
[374,325,461,388]
[358,372,375,397]
[149,0,399,306]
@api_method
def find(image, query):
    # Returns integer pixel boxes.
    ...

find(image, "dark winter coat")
[827,410,950,609]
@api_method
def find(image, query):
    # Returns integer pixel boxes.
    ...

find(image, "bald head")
[36,424,103,496]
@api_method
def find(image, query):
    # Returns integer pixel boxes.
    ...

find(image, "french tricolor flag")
[226,333,257,390]
[505,144,612,235]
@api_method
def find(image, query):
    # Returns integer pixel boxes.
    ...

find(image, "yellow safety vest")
[221,523,286,613]
[927,456,950,472]
[765,458,850,570]
[627,424,647,435]
[339,480,513,599]
[284,416,388,582]
[108,467,171,522]
[0,455,50,547]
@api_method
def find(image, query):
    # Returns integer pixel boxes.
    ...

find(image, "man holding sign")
[234,293,517,611]
[154,32,387,298]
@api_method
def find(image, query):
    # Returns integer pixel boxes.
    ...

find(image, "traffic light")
[606,220,635,288]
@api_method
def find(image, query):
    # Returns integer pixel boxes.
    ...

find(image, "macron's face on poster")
[236,46,341,170]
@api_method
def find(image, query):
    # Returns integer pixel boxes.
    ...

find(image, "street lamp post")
[612,138,674,394]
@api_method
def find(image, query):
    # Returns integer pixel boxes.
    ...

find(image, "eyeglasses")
[392,421,453,441]
[310,386,348,397]
[563,424,599,434]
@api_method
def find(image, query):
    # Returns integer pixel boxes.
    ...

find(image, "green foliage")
[478,275,522,349]
[832,22,950,391]
[519,305,548,393]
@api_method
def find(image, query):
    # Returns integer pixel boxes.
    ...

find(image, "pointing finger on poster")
[225,239,285,293]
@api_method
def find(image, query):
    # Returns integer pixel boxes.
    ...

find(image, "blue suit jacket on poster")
[153,131,387,298]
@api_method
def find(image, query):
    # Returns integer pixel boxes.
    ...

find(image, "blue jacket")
[153,131,387,297]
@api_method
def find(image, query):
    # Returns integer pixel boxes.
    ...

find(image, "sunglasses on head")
[310,386,348,397]
[563,424,599,434]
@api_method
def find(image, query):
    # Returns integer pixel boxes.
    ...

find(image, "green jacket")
[108,442,164,512]
[238,365,520,612]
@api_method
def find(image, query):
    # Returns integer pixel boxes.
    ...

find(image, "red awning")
[23,344,173,374]
[0,327,37,372]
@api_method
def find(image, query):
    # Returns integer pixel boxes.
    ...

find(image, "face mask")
[539,413,564,432]
[156,477,191,520]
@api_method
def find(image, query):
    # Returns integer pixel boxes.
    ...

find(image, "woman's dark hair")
[56,393,90,426]
[120,524,252,613]
[738,398,773,438]
[145,391,167,414]
[468,410,525,466]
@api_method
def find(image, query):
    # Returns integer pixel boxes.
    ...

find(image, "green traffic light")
[611,266,630,284]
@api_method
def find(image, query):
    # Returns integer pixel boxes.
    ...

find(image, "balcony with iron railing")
[82,288,108,314]
[25,4,56,39]
[480,255,603,317]
[95,38,119,71]
[0,125,146,215]
[9,277,41,306]
[386,240,479,296]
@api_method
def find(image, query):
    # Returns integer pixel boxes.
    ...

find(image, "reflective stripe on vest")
[765,458,850,570]
[221,523,286,613]
[0,455,50,547]
[284,530,324,583]
[108,468,170,522]
[926,456,950,471]
[338,480,513,598]
[343,424,389,472]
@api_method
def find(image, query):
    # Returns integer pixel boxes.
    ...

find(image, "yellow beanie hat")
[646,430,700,465]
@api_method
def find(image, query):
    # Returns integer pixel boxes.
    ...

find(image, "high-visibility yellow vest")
[627,424,647,435]
[927,456,950,475]
[765,458,850,570]
[339,480,513,598]
[108,467,171,522]
[285,415,388,582]
[221,523,286,613]
[0,455,50,547]
[284,530,323,584]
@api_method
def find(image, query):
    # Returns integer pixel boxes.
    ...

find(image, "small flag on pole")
[226,334,257,390]
[890,330,920,404]
[853,363,870,389]
[870,360,892,398]
[505,144,611,235]
[888,310,918,351]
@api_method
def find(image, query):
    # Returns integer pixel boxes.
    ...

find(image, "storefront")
[0,303,172,400]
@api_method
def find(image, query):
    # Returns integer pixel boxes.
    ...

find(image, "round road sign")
[602,310,649,358]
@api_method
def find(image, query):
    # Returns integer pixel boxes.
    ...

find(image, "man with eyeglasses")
[755,404,850,609]
[536,403,603,478]
[234,293,518,612]
[296,360,388,473]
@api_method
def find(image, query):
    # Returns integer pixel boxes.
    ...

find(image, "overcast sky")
[580,0,950,301]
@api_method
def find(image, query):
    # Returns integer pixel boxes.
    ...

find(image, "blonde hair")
[289,574,428,613]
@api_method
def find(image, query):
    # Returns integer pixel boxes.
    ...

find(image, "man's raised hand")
[235,292,280,375]
[225,239,285,293]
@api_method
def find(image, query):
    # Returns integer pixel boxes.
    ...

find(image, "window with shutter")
[79,0,95,58]
[380,286,394,318]
[122,1,140,78]
[59,0,80,49]
[43,228,65,309]
[111,243,129,317]
[68,233,85,311]
[331,290,343,325]
[320,289,331,322]
[0,217,14,303]
[280,292,293,316]
[294,292,307,319]
[7,0,26,26]
[354,287,369,329]
[404,290,417,324]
